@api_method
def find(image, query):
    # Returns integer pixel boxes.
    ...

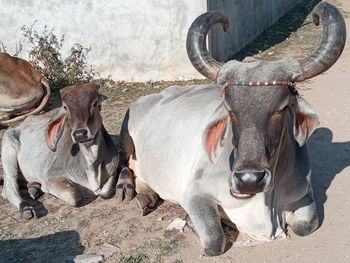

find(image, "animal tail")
[0,78,51,125]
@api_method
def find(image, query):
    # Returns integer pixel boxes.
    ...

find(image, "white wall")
[208,0,303,61]
[0,0,302,81]
[0,0,206,81]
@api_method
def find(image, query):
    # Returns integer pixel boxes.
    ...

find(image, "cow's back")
[127,84,223,202]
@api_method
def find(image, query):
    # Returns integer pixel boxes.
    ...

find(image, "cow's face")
[187,7,345,198]
[46,84,106,151]
[60,84,106,145]
[225,85,317,198]
[204,84,319,199]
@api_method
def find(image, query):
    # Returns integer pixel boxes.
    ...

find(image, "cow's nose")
[232,170,270,194]
[72,128,88,142]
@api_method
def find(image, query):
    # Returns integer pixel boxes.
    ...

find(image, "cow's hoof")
[292,217,319,236]
[21,206,35,220]
[28,187,41,200]
[100,188,115,199]
[115,184,135,202]
[115,168,135,202]
[203,231,226,256]
[67,191,85,207]
[71,196,84,207]
[204,247,224,257]
[135,194,152,216]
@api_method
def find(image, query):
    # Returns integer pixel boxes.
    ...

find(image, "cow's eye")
[92,101,97,108]
[272,106,288,116]
[63,105,68,111]
[229,111,237,119]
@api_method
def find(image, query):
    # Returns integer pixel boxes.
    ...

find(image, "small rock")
[122,88,128,92]
[153,85,161,89]
[267,51,274,56]
[243,56,256,63]
[166,218,186,232]
[65,254,103,263]
[97,243,121,258]
[232,236,264,248]
[157,217,163,222]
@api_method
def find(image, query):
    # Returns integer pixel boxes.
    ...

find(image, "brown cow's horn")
[299,2,346,80]
[186,11,229,81]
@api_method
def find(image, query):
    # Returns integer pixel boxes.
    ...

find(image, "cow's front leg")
[2,174,35,220]
[182,195,225,256]
[286,191,319,236]
[44,177,84,207]
[100,175,118,199]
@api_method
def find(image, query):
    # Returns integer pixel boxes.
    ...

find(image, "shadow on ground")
[308,127,350,225]
[234,0,321,60]
[0,230,85,263]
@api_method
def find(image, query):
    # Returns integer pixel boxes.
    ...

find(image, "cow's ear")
[203,103,229,163]
[291,96,319,146]
[46,110,66,151]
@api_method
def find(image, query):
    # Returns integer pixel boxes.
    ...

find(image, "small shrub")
[2,21,112,90]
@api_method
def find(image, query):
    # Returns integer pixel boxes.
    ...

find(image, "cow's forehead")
[60,84,99,105]
[224,84,291,113]
[217,59,303,84]
[226,84,290,101]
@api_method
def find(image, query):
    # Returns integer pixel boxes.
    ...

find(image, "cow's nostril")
[73,128,88,139]
[255,171,267,183]
[232,170,270,194]
[234,171,267,182]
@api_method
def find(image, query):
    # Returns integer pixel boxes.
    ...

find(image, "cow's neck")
[78,129,105,193]
[79,130,102,166]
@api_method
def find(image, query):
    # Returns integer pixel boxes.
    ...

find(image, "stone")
[165,218,186,232]
[97,243,121,258]
[243,56,257,63]
[65,254,103,263]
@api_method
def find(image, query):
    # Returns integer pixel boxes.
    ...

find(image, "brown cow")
[1,84,119,219]
[0,52,51,124]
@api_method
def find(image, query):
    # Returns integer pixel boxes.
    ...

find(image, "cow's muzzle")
[72,128,93,143]
[230,169,271,199]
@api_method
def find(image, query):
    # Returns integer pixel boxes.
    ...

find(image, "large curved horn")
[186,11,229,81]
[299,2,346,80]
[1,78,51,124]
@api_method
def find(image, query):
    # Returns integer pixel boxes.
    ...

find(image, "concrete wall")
[0,0,301,81]
[0,0,206,81]
[208,0,302,61]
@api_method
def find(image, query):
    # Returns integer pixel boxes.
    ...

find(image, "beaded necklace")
[221,80,299,97]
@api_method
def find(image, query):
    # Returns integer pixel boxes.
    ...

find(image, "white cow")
[116,2,346,256]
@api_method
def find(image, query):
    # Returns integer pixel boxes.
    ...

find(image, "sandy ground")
[1,0,350,262]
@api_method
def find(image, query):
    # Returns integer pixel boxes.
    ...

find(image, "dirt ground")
[1,0,350,262]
